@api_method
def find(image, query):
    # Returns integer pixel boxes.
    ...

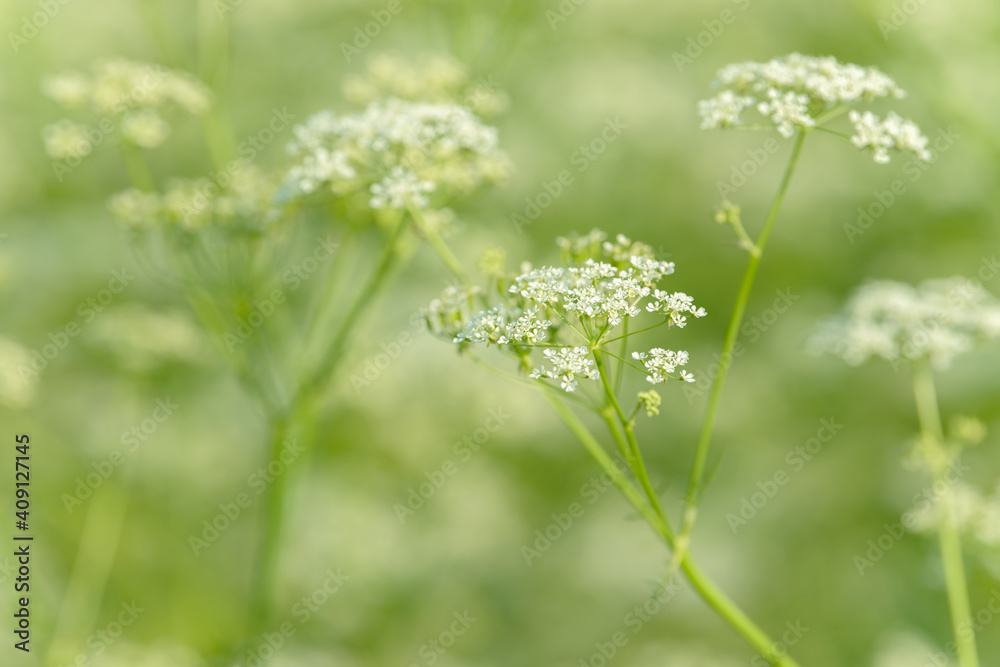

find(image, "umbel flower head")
[809,278,1000,370]
[107,166,281,237]
[425,231,705,393]
[281,98,508,215]
[41,58,211,156]
[698,53,930,163]
[342,52,509,117]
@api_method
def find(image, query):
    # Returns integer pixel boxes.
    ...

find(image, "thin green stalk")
[296,220,405,402]
[913,361,980,667]
[249,220,405,627]
[250,414,292,630]
[43,487,128,667]
[546,392,802,667]
[680,129,807,540]
[594,351,671,529]
[408,205,468,281]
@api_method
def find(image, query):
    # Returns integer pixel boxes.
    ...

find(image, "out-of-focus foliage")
[1,0,1000,666]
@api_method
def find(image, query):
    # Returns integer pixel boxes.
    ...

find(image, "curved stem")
[680,129,807,539]
[913,361,980,667]
[594,351,671,530]
[546,392,801,667]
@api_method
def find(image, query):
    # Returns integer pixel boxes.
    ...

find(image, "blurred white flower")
[120,109,170,148]
[810,278,1000,370]
[42,59,211,158]
[42,119,92,160]
[369,166,435,210]
[849,110,932,163]
[283,98,507,209]
[41,71,91,108]
[343,52,508,116]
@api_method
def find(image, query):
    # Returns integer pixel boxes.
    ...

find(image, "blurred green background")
[2,0,1000,665]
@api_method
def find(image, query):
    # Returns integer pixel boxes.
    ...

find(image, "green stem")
[408,205,467,281]
[250,415,292,630]
[545,392,801,667]
[297,220,405,402]
[680,129,807,538]
[912,361,980,667]
[249,220,405,627]
[594,351,671,530]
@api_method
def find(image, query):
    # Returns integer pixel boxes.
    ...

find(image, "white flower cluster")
[529,346,599,392]
[632,348,694,384]
[42,59,211,154]
[848,110,932,163]
[510,255,679,327]
[910,482,1000,549]
[454,306,551,345]
[107,167,278,235]
[430,231,704,393]
[699,53,929,162]
[369,166,435,210]
[810,278,1000,370]
[425,285,482,335]
[646,290,707,327]
[342,52,508,117]
[283,98,508,210]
